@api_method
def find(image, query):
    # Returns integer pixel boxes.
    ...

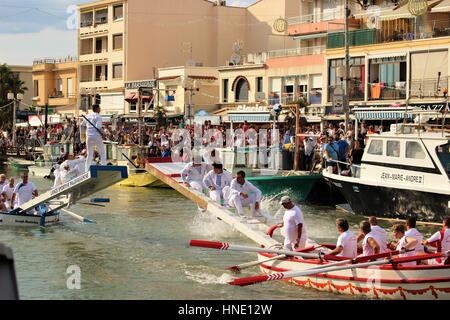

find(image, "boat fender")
[267,225,281,238]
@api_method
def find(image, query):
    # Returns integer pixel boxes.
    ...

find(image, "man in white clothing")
[423,217,450,264]
[226,171,262,219]
[358,221,381,257]
[181,161,211,192]
[406,216,425,254]
[1,177,15,211]
[368,216,388,253]
[60,154,87,184]
[10,173,38,209]
[84,104,107,172]
[328,218,357,259]
[278,196,307,251]
[0,174,7,194]
[202,163,232,204]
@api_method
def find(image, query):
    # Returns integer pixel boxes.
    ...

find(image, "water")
[0,162,439,300]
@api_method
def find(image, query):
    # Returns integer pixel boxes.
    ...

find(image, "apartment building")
[9,65,33,107]
[78,0,125,116]
[322,0,450,122]
[32,57,79,117]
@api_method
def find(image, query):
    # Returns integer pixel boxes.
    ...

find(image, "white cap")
[280,196,292,205]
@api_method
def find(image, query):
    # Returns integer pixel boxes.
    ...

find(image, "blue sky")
[0,0,256,65]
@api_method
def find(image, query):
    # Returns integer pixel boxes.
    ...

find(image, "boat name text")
[50,173,90,196]
[380,172,424,184]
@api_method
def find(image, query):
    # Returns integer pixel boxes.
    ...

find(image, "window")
[113,34,123,50]
[406,141,426,159]
[33,80,39,97]
[368,140,383,155]
[436,142,450,179]
[113,64,123,79]
[223,79,229,103]
[256,77,263,92]
[386,140,400,157]
[113,5,123,21]
[235,78,249,102]
[67,78,73,97]
[57,79,63,96]
[130,101,137,113]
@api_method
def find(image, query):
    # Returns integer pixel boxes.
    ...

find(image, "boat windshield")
[436,141,450,179]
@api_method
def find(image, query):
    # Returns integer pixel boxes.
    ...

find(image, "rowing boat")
[0,211,60,227]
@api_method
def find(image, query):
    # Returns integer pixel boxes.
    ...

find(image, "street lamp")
[7,92,23,148]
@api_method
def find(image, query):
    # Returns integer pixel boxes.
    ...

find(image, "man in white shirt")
[10,173,38,209]
[328,218,357,259]
[1,176,14,211]
[0,174,7,194]
[368,216,388,253]
[203,163,232,204]
[278,196,307,251]
[83,104,107,172]
[226,171,262,219]
[358,221,381,257]
[423,217,450,264]
[60,154,87,184]
[405,216,425,254]
[181,161,211,192]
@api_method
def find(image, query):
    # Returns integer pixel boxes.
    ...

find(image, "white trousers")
[189,180,204,192]
[228,193,258,216]
[209,190,223,204]
[86,135,107,172]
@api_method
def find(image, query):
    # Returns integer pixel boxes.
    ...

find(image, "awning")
[228,113,271,123]
[305,116,322,123]
[157,76,180,81]
[188,75,218,81]
[431,0,450,12]
[354,107,419,120]
[125,92,138,102]
[293,33,327,41]
[378,4,416,21]
[368,52,407,60]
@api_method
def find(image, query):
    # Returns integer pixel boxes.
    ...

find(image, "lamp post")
[7,92,23,149]
[344,0,351,131]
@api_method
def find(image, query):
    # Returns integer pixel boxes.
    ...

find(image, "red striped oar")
[229,250,450,287]
[190,240,326,260]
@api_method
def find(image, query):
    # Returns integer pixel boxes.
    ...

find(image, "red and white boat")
[252,227,450,300]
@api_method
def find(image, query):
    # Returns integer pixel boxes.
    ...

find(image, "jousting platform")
[146,162,280,248]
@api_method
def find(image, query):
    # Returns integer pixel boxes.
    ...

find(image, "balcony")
[288,11,345,26]
[410,77,449,99]
[328,84,365,102]
[287,11,360,36]
[368,82,407,101]
[267,46,325,59]
[327,20,450,49]
[95,9,108,26]
[48,94,77,107]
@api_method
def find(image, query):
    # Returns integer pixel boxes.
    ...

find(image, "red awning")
[188,75,218,81]
[125,92,138,102]
[142,95,153,102]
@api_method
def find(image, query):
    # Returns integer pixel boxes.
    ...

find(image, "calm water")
[0,162,439,300]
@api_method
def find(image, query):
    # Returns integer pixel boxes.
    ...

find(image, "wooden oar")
[228,246,321,273]
[61,208,95,224]
[229,251,450,287]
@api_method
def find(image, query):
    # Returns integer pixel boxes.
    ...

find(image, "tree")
[0,64,28,130]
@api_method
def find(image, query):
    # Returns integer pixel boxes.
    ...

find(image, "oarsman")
[277,196,308,251]
[423,217,450,264]
[390,223,419,267]
[10,173,38,210]
[181,161,211,192]
[368,216,388,253]
[226,171,263,219]
[405,216,425,254]
[0,174,7,192]
[1,177,16,211]
[328,218,358,259]
[84,104,107,172]
[358,221,381,257]
[60,154,87,184]
[202,163,232,204]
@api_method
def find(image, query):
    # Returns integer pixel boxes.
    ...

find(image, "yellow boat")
[117,168,168,188]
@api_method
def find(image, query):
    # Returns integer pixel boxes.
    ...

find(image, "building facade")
[32,57,79,118]
[9,65,33,107]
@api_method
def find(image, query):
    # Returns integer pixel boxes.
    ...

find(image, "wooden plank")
[146,164,208,209]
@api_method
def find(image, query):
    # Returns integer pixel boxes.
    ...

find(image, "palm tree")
[0,64,28,130]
